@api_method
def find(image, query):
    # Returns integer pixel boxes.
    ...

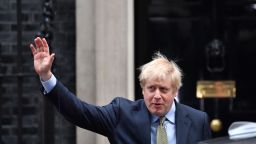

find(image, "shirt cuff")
[41,74,57,93]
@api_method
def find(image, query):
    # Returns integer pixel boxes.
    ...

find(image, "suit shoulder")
[177,103,206,116]
[111,97,144,106]
[110,97,146,112]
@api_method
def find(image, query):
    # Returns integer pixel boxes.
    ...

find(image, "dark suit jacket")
[44,81,211,144]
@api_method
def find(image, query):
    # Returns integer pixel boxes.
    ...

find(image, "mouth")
[152,103,163,108]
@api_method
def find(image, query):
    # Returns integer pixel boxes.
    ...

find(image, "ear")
[142,88,145,95]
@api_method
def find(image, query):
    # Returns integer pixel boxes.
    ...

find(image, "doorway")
[135,0,256,137]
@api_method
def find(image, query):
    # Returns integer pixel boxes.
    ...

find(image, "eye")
[147,86,155,92]
[160,87,169,93]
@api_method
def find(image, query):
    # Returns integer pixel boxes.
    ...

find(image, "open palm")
[34,51,52,75]
[30,37,55,80]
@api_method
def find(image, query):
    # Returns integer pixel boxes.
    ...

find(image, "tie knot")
[159,116,166,126]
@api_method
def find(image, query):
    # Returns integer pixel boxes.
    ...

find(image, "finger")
[34,37,44,52]
[42,38,49,54]
[34,37,42,52]
[30,44,37,55]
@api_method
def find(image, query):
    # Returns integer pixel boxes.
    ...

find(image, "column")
[76,0,134,144]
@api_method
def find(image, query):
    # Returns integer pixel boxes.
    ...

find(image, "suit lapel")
[175,101,191,144]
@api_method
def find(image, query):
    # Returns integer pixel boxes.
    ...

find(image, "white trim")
[127,0,134,100]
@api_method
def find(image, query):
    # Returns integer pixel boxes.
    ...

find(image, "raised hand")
[30,37,55,81]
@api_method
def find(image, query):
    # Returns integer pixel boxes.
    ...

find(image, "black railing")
[0,43,2,143]
[0,0,55,143]
[16,0,23,143]
[39,0,55,144]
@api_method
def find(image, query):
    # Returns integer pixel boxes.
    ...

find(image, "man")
[30,37,211,144]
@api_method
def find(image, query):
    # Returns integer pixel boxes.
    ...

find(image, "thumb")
[50,53,55,63]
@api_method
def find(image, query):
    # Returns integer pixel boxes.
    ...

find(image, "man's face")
[142,79,176,117]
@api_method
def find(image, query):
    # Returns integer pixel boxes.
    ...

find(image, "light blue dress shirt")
[42,74,176,144]
[41,74,57,93]
[151,102,176,144]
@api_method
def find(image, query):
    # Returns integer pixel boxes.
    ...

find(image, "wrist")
[40,71,52,82]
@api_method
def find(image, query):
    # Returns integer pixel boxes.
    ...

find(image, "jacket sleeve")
[43,81,120,137]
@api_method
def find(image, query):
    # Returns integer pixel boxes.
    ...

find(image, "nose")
[153,89,161,99]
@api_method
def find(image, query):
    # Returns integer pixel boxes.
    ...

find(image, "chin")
[155,113,165,117]
[152,110,164,117]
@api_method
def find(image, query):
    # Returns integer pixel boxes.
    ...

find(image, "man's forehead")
[146,78,171,85]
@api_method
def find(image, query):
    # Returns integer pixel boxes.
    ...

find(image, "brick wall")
[0,0,76,144]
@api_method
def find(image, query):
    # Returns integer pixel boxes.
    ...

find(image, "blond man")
[30,37,211,144]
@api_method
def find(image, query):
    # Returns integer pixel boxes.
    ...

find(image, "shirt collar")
[151,101,176,124]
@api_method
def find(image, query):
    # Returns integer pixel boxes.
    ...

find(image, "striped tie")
[157,116,168,144]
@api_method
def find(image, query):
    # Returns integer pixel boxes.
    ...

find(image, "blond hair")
[138,52,183,91]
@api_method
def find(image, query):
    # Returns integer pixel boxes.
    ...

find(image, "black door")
[135,0,256,137]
